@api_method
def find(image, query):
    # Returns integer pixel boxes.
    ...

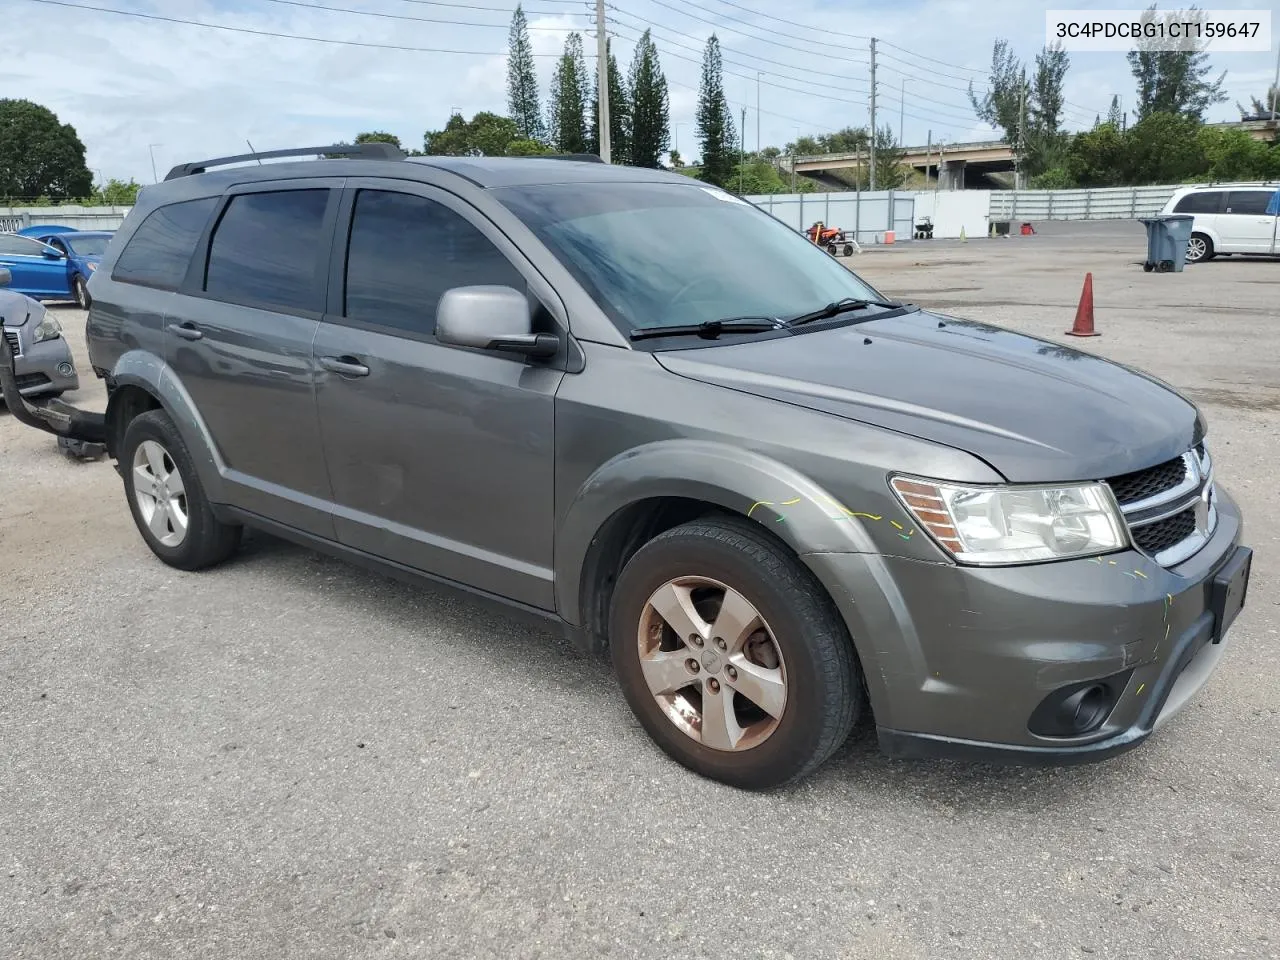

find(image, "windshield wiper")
[784,297,903,328]
[629,316,783,342]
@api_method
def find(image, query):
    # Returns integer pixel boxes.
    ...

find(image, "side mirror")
[436,285,558,359]
[0,267,10,287]
[42,247,64,260]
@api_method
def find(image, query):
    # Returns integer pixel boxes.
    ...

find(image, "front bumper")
[0,336,80,397]
[803,487,1249,764]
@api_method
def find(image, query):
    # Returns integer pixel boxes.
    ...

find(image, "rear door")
[1220,190,1277,254]
[167,178,342,538]
[0,235,71,298]
[312,180,565,609]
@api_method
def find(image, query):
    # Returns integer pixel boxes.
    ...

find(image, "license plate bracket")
[1209,546,1251,643]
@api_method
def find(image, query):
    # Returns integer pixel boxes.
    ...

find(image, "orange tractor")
[806,221,858,257]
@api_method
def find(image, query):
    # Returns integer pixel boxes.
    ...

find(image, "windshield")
[63,236,110,257]
[494,181,883,334]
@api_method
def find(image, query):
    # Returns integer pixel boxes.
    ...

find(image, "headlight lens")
[86,262,97,273]
[33,315,63,342]
[891,475,1128,565]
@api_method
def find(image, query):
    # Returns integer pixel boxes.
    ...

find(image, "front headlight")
[891,475,1128,565]
[85,262,97,273]
[33,315,63,343]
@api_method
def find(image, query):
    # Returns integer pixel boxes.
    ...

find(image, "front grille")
[1106,455,1187,506]
[2,329,20,359]
[1131,507,1197,555]
[13,373,51,390]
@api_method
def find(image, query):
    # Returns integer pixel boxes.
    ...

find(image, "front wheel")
[121,409,241,570]
[73,275,91,309]
[609,518,862,789]
[1185,233,1213,263]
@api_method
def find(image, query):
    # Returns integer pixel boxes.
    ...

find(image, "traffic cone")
[1066,272,1100,337]
[959,226,967,242]
[989,221,996,238]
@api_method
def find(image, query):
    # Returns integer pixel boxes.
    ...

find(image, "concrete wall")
[906,190,992,239]
[0,206,132,233]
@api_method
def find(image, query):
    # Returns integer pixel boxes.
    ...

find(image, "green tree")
[549,33,590,154]
[872,126,909,189]
[1066,123,1127,185]
[730,158,815,194]
[627,29,670,168]
[506,5,544,142]
[1027,42,1069,175]
[1237,84,1279,119]
[423,111,522,156]
[93,178,141,205]
[0,99,93,201]
[1197,126,1280,180]
[819,127,868,154]
[1121,112,1207,183]
[505,138,554,156]
[1127,4,1226,122]
[968,39,1029,146]
[668,149,684,168]
[696,34,737,186]
[355,131,402,149]
[786,135,823,155]
[1106,95,1123,128]
[587,38,629,162]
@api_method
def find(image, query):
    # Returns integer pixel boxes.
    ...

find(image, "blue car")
[0,233,75,303]
[29,229,116,308]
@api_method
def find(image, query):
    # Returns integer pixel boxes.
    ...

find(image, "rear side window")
[204,189,331,314]
[1173,191,1222,214]
[113,197,217,290]
[1224,191,1273,216]
[343,189,524,336]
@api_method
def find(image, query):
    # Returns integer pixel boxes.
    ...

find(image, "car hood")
[0,289,41,327]
[654,309,1203,483]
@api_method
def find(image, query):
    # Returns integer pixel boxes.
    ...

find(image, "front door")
[1220,190,1277,254]
[166,180,342,538]
[0,235,70,298]
[312,182,564,610]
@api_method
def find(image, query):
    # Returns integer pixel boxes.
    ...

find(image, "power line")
[16,0,568,55]
[261,0,586,32]
[876,39,986,76]
[392,0,581,12]
[699,0,870,42]
[615,0,869,66]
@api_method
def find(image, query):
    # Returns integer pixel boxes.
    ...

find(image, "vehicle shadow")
[228,529,1161,810]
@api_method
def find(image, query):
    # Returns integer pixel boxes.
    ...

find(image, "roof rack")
[163,142,405,181]
[526,153,605,163]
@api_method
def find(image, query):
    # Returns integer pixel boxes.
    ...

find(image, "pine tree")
[1106,95,1123,128]
[696,34,737,187]
[588,39,629,161]
[549,33,590,153]
[627,29,670,168]
[1127,4,1226,122]
[506,5,544,142]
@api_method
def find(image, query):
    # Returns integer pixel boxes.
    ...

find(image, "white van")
[1160,184,1280,263]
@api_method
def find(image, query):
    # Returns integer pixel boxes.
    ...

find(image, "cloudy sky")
[1,0,1275,184]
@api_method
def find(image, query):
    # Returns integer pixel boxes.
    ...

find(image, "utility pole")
[1270,43,1280,120]
[868,37,877,191]
[926,129,932,188]
[740,106,746,194]
[595,0,610,164]
[148,144,162,183]
[899,79,905,145]
[756,72,762,155]
[1016,74,1027,189]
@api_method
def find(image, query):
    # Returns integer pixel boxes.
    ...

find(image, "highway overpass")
[787,119,1277,190]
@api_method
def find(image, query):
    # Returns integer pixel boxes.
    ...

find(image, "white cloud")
[0,0,1272,181]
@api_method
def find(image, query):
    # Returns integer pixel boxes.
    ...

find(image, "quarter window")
[344,189,525,336]
[205,189,331,314]
[112,197,218,290]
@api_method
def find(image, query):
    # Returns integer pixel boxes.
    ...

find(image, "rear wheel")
[609,518,862,789]
[121,410,241,570]
[1186,233,1213,263]
[843,243,854,256]
[73,275,90,309]
[826,242,837,255]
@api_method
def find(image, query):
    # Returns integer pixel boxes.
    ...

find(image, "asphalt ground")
[1,219,1276,959]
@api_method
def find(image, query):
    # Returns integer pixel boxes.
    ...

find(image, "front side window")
[1173,191,1222,214]
[64,236,110,257]
[1224,191,1273,216]
[344,189,525,336]
[494,181,883,336]
[205,189,331,314]
[113,197,218,290]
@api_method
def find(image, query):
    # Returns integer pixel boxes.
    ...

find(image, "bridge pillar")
[939,159,967,190]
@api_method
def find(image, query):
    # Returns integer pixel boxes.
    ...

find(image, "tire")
[1142,262,1154,272]
[826,243,837,256]
[1185,233,1213,263]
[609,517,862,789]
[843,244,854,256]
[72,275,91,309]
[121,409,240,570]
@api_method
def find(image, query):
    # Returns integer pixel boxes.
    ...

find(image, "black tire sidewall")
[121,410,230,569]
[609,523,858,788]
[74,275,90,308]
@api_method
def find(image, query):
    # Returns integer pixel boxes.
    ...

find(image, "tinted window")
[113,197,217,290]
[1173,191,1222,214]
[64,236,110,257]
[205,189,330,314]
[0,235,50,256]
[344,190,524,335]
[1224,191,1273,215]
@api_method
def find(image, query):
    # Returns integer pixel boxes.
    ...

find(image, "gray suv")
[0,144,1252,789]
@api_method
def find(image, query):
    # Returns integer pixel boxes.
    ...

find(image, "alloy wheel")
[132,439,189,547]
[1186,236,1207,262]
[636,576,787,752]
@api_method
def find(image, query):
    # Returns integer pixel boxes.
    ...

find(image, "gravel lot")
[2,220,1276,959]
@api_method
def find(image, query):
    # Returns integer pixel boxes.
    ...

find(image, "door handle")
[319,355,370,378]
[167,322,203,341]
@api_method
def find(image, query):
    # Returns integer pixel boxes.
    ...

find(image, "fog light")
[1028,671,1130,738]
[57,361,74,377]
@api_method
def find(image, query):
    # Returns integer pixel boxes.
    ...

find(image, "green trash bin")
[1138,215,1194,273]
